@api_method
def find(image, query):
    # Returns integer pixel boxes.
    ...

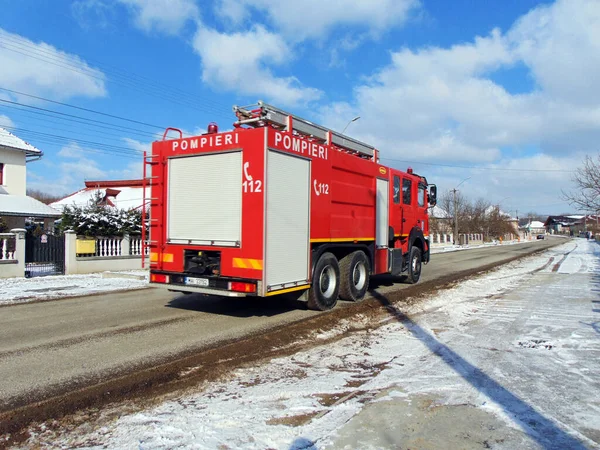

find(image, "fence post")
[122,233,131,256]
[10,228,26,277]
[64,230,77,275]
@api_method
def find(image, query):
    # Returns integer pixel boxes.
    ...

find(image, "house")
[428,204,453,234]
[0,127,61,230]
[544,215,584,235]
[51,179,149,212]
[519,219,546,237]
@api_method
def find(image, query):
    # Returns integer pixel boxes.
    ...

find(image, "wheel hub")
[352,262,366,290]
[320,265,336,297]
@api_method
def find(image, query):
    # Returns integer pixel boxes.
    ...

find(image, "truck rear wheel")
[307,252,340,311]
[339,250,370,302]
[406,246,422,284]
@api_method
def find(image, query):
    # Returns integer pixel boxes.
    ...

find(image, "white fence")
[66,231,147,274]
[1,230,149,278]
[78,235,147,258]
[0,233,16,261]
[0,229,25,278]
[430,233,485,246]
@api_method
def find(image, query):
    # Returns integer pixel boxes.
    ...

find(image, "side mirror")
[428,185,437,206]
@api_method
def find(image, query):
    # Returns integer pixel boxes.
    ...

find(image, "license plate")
[185,277,209,287]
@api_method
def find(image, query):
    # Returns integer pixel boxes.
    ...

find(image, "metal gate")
[25,230,65,277]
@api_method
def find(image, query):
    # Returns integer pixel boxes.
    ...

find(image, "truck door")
[417,181,428,236]
[401,176,416,236]
[390,174,403,243]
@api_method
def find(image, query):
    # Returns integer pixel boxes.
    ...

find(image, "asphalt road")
[0,238,561,411]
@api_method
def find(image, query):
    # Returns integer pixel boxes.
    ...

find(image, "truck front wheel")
[307,252,340,311]
[339,250,370,302]
[406,246,422,284]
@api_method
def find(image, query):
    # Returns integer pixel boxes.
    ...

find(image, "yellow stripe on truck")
[233,258,263,270]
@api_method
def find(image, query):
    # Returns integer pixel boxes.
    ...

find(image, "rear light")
[229,281,256,293]
[151,273,170,283]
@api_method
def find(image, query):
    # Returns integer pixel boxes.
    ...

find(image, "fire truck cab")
[145,102,436,310]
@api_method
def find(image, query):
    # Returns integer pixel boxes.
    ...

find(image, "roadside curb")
[101,271,147,281]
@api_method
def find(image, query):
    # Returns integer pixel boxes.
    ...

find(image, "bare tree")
[486,207,516,240]
[464,198,490,234]
[27,188,64,205]
[525,211,544,222]
[562,154,600,212]
[434,190,470,235]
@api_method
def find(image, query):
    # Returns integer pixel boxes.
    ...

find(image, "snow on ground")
[0,271,149,305]
[42,239,600,450]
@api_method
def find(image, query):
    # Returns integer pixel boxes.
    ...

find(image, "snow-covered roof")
[0,127,41,156]
[0,192,61,217]
[528,221,545,228]
[429,205,451,219]
[51,179,148,211]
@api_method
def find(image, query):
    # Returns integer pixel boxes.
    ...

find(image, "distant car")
[537,234,545,240]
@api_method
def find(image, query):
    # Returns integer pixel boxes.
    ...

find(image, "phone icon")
[244,162,252,181]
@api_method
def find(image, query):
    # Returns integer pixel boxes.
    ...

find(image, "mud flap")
[390,248,405,276]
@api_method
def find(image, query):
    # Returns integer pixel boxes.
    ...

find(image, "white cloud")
[117,0,199,35]
[320,0,600,168]
[110,161,143,180]
[72,0,118,30]
[0,28,106,101]
[61,159,107,180]
[28,142,109,196]
[122,137,151,153]
[215,0,420,41]
[214,0,249,26]
[193,25,322,106]
[57,142,85,159]
[509,0,600,106]
[0,115,14,128]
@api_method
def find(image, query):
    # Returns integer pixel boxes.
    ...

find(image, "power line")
[0,87,164,129]
[9,132,139,160]
[0,33,228,112]
[4,125,143,154]
[0,98,166,138]
[0,36,232,120]
[0,116,153,145]
[0,103,161,140]
[381,158,575,173]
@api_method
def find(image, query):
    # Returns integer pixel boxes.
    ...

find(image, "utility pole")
[451,176,471,245]
[452,188,458,245]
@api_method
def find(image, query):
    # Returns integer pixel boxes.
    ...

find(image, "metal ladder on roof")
[233,101,376,159]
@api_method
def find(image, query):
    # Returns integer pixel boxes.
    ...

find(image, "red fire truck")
[144,102,437,310]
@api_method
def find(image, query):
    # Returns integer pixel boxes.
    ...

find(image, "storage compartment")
[167,151,242,246]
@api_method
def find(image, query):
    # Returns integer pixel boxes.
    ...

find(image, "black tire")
[307,252,340,311]
[339,251,370,302]
[406,246,422,284]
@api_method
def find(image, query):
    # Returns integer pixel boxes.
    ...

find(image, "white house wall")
[0,148,27,196]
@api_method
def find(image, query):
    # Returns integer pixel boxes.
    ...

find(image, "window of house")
[402,178,412,205]
[0,163,4,185]
[418,184,426,207]
[393,176,400,204]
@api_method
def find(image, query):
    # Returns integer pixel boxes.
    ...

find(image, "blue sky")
[0,0,598,216]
